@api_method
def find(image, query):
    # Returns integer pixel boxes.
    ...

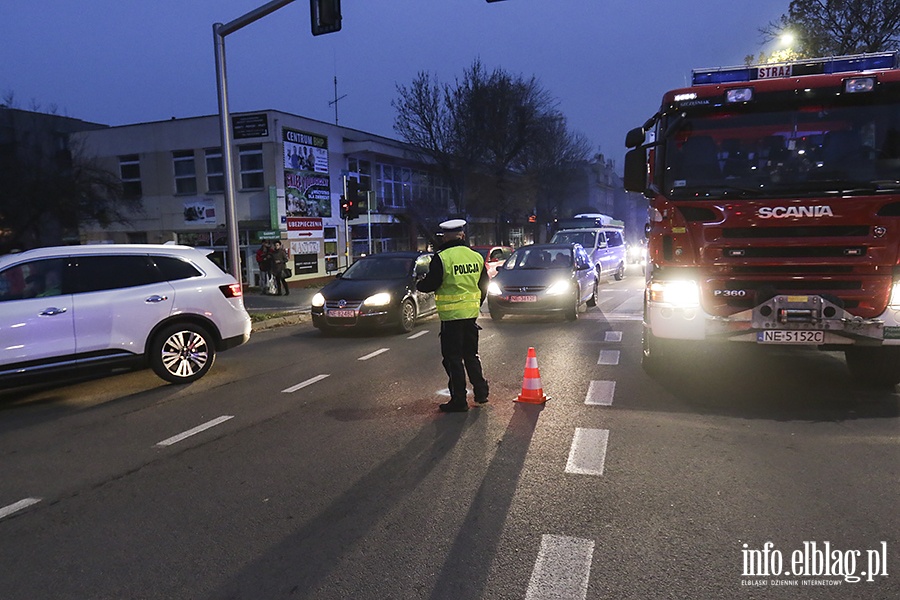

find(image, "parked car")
[311,251,436,334]
[471,245,514,278]
[486,243,598,321]
[0,244,252,386]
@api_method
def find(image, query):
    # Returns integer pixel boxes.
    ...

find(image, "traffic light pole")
[213,0,297,286]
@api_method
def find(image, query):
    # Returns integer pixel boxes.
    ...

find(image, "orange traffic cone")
[515,347,549,404]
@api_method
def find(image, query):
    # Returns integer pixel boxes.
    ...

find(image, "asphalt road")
[1,265,897,599]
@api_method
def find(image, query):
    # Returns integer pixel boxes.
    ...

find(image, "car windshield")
[342,257,413,280]
[504,247,572,270]
[552,231,596,248]
[659,95,900,199]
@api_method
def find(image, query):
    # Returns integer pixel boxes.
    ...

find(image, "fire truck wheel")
[844,347,900,388]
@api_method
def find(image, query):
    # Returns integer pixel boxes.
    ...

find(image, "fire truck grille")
[722,246,867,258]
[721,225,870,238]
[702,275,891,318]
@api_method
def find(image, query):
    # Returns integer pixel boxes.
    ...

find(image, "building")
[75,110,456,287]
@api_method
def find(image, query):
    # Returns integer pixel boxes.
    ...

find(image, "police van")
[550,213,627,280]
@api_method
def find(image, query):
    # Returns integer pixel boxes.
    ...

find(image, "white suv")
[0,244,251,385]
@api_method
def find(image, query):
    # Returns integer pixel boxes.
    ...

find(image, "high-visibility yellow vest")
[434,245,484,320]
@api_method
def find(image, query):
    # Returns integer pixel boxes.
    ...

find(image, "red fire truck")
[624,52,900,386]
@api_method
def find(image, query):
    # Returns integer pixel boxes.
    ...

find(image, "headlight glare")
[545,280,572,295]
[649,280,700,308]
[364,292,391,306]
[890,282,900,309]
[311,292,325,307]
[487,281,502,295]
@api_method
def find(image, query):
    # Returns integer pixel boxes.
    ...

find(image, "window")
[239,144,264,190]
[152,256,203,281]
[0,259,67,301]
[173,150,197,195]
[205,148,224,193]
[605,230,624,247]
[71,256,164,293]
[119,154,142,198]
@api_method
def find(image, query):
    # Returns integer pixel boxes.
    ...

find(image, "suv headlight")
[364,292,391,306]
[649,280,700,308]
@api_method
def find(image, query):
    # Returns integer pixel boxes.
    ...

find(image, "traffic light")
[346,179,362,219]
[310,0,341,36]
[339,195,349,219]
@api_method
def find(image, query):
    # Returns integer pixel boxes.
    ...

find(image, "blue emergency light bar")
[692,52,899,86]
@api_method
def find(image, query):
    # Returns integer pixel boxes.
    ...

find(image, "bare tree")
[0,103,137,252]
[760,0,900,59]
[393,60,589,241]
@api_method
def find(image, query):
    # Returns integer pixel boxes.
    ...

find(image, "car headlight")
[890,281,900,309]
[648,280,700,308]
[311,292,325,307]
[364,292,391,306]
[545,280,572,295]
[487,281,502,296]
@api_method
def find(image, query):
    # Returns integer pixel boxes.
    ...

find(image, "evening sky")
[1,0,792,170]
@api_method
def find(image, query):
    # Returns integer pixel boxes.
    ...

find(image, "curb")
[251,311,310,332]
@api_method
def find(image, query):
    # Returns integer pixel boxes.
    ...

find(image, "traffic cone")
[515,347,549,404]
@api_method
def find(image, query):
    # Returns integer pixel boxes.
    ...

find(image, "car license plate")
[509,295,537,303]
[327,309,356,318]
[757,330,824,344]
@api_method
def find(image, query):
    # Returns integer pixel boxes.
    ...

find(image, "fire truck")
[623,52,900,386]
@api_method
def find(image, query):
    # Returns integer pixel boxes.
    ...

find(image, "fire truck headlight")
[649,280,701,308]
[890,282,900,309]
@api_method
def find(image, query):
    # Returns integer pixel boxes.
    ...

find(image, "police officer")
[416,219,490,412]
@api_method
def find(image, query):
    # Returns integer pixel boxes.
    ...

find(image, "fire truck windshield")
[660,99,900,199]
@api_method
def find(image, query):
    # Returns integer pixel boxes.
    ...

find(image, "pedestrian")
[255,240,273,294]
[416,219,489,412]
[270,240,290,296]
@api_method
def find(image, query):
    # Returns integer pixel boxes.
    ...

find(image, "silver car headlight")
[364,292,391,306]
[545,280,572,296]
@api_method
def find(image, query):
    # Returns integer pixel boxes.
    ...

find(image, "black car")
[486,243,598,321]
[311,251,436,333]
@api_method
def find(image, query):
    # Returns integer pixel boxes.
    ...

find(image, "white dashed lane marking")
[282,374,330,394]
[525,534,595,600]
[358,348,390,361]
[585,380,615,406]
[566,428,609,476]
[156,415,234,447]
[0,498,41,520]
[407,330,429,339]
[597,350,620,365]
[604,330,622,342]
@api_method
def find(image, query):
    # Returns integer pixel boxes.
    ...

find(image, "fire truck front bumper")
[647,291,900,347]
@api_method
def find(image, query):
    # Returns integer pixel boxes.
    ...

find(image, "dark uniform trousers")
[440,318,489,406]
